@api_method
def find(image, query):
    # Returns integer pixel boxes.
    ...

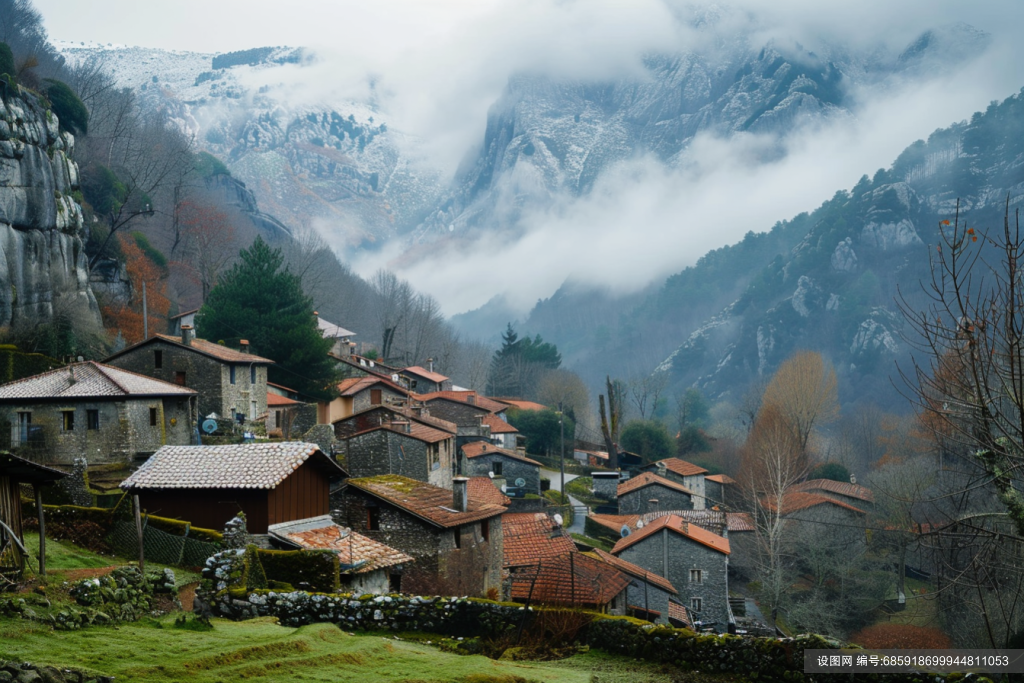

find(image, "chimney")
[240,339,250,354]
[466,393,476,405]
[427,357,434,373]
[181,324,193,346]
[453,477,469,512]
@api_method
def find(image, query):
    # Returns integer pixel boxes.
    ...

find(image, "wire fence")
[110,520,220,567]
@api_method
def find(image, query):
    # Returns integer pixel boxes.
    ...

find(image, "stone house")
[415,391,508,448]
[508,550,630,614]
[334,475,506,597]
[459,441,541,497]
[399,365,452,393]
[612,514,732,632]
[790,478,874,511]
[588,548,680,625]
[617,472,694,514]
[642,458,708,509]
[318,376,408,425]
[481,413,519,450]
[0,361,197,465]
[104,329,272,422]
[335,414,456,490]
[120,442,348,534]
[268,515,412,594]
[317,315,357,357]
[705,473,737,508]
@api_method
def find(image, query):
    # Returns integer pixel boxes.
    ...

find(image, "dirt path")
[178,582,198,612]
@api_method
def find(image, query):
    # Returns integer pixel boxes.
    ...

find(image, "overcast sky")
[34,0,1024,315]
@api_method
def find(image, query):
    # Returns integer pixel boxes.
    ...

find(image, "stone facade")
[625,580,676,625]
[106,338,269,420]
[337,428,454,490]
[331,485,503,597]
[616,528,730,632]
[592,472,620,501]
[460,451,539,496]
[423,399,490,430]
[651,467,707,510]
[618,483,693,515]
[4,396,194,465]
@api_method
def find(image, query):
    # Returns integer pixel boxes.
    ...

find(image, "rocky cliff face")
[0,87,99,328]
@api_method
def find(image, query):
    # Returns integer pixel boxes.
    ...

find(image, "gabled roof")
[766,491,867,516]
[493,399,548,412]
[574,448,608,460]
[336,376,408,397]
[317,317,356,339]
[618,471,694,497]
[706,473,737,485]
[268,392,301,407]
[349,421,454,444]
[346,475,505,528]
[509,551,630,607]
[332,404,457,434]
[791,478,874,503]
[0,451,67,484]
[170,308,199,320]
[467,477,512,507]
[503,512,577,568]
[481,413,518,434]
[0,361,197,401]
[415,391,508,414]
[590,509,728,538]
[727,512,755,532]
[328,354,396,381]
[647,458,708,477]
[588,548,676,594]
[106,334,274,365]
[611,514,730,556]
[461,441,541,466]
[401,366,449,384]
[121,442,346,490]
[268,516,411,573]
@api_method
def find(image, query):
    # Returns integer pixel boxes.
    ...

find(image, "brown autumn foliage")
[100,234,169,344]
[761,351,840,455]
[738,403,807,501]
[850,623,952,649]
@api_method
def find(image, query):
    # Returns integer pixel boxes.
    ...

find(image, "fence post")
[133,494,145,571]
[33,484,45,580]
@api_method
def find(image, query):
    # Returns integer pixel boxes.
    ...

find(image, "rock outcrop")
[0,87,98,328]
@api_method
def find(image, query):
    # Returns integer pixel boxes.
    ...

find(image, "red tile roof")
[611,514,730,556]
[336,376,408,397]
[156,334,274,363]
[649,458,708,477]
[332,405,457,434]
[588,548,676,593]
[415,391,508,414]
[503,512,578,568]
[481,413,518,434]
[495,399,549,411]
[590,510,729,537]
[461,441,541,466]
[726,512,755,532]
[267,392,301,406]
[706,473,737,485]
[766,491,867,516]
[618,471,694,497]
[509,551,630,608]
[347,475,506,528]
[349,421,454,445]
[401,366,449,384]
[269,517,412,573]
[0,361,197,401]
[668,600,692,628]
[467,477,512,507]
[791,478,874,503]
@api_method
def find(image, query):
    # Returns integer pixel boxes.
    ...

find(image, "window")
[275,410,283,428]
[481,520,490,542]
[174,371,186,386]
[16,412,30,444]
[429,444,440,470]
[388,572,402,593]
[367,507,380,531]
[62,410,74,431]
[87,409,99,430]
[492,461,503,476]
[453,526,462,549]
[250,365,256,383]
[230,365,236,384]
[154,349,163,368]
[690,569,703,584]
[690,597,702,612]
[149,408,158,426]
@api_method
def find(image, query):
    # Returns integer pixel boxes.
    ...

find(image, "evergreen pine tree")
[196,236,338,400]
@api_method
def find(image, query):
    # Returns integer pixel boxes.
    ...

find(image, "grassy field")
[0,615,685,683]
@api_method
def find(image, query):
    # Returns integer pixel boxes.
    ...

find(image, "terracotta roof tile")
[589,548,676,593]
[494,399,548,411]
[348,421,454,444]
[121,442,344,490]
[668,600,692,628]
[648,458,708,477]
[0,361,197,401]
[332,405,457,435]
[415,391,508,414]
[267,393,301,406]
[503,512,577,567]
[401,366,449,384]
[270,517,411,573]
[155,334,274,363]
[336,376,408,397]
[481,413,518,434]
[509,551,630,607]
[590,510,729,537]
[727,512,755,532]
[791,478,874,503]
[611,514,730,556]
[461,441,541,466]
[618,471,694,498]
[766,491,867,516]
[467,477,512,507]
[347,475,505,528]
[706,473,737,485]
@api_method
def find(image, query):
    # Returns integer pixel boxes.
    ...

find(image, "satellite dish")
[637,520,645,529]
[515,477,526,488]
[620,524,631,538]
[553,513,563,526]
[202,419,218,434]
[488,471,494,478]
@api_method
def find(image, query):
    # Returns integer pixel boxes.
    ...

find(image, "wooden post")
[133,494,145,571]
[33,484,45,580]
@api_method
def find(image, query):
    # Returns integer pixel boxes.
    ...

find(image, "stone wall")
[461,452,539,495]
[625,581,674,625]
[338,429,453,489]
[424,400,488,429]
[618,485,692,515]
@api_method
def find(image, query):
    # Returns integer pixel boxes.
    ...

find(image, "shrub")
[44,79,88,136]
[0,42,13,79]
[849,623,952,649]
[256,547,339,593]
[810,461,851,482]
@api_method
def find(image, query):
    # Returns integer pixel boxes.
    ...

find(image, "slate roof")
[121,442,345,490]
[481,413,518,434]
[791,478,874,503]
[706,474,737,485]
[415,391,508,414]
[509,551,630,607]
[611,514,731,556]
[503,512,577,568]
[588,548,676,593]
[268,516,411,573]
[0,451,67,484]
[346,475,506,528]
[767,491,867,516]
[317,317,356,339]
[648,458,708,477]
[461,441,540,466]
[402,366,449,384]
[0,362,197,401]
[618,471,694,497]
[467,477,512,507]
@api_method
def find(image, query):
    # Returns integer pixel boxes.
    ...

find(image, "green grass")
[564,478,604,507]
[0,615,606,683]
[570,534,613,552]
